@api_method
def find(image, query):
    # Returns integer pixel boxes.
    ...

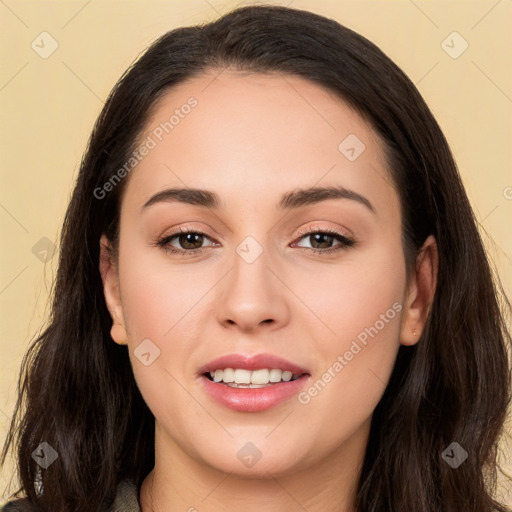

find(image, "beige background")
[1,0,511,506]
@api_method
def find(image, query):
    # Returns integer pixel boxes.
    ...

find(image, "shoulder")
[112,479,141,511]
[0,499,34,511]
[1,479,140,512]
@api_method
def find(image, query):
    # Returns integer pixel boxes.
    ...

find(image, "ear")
[99,233,128,345]
[400,235,438,346]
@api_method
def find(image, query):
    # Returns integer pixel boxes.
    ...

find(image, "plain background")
[1,0,511,506]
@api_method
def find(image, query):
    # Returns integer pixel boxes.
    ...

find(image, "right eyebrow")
[141,188,220,212]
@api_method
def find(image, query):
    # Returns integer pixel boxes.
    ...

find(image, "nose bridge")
[228,207,273,280]
[231,232,275,304]
[216,230,289,330]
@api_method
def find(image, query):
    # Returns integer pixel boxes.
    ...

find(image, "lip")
[198,353,311,413]
[198,353,309,375]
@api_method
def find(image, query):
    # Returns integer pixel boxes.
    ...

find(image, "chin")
[192,437,310,478]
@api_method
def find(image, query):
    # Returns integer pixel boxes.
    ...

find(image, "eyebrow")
[141,185,376,214]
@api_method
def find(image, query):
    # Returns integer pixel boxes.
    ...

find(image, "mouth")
[203,368,306,388]
[198,353,311,412]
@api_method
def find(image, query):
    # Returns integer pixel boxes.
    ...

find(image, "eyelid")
[154,224,218,256]
[156,222,356,256]
[296,223,353,238]
[292,224,355,252]
[159,223,218,241]
[158,223,351,242]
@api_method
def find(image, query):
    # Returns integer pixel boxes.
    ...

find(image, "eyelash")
[155,226,355,257]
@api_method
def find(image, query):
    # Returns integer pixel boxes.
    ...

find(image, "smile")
[198,353,311,412]
[205,368,302,387]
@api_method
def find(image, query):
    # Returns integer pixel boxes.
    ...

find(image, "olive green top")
[1,480,141,511]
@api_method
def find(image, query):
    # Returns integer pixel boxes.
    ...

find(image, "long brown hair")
[2,5,511,511]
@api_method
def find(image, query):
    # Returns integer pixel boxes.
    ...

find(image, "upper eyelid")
[296,224,352,237]
[162,225,349,238]
[160,225,353,247]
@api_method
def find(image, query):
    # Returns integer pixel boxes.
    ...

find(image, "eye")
[156,227,217,255]
[155,225,356,256]
[293,226,355,255]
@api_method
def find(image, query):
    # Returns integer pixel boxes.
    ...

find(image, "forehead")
[123,70,398,220]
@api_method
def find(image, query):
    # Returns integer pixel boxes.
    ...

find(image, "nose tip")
[216,255,289,332]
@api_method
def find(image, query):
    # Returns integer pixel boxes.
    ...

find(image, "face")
[101,70,435,479]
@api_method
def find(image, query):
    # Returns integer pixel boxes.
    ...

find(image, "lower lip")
[200,374,310,412]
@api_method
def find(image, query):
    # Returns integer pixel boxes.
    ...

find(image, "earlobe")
[110,323,129,346]
[99,234,129,346]
[400,235,438,346]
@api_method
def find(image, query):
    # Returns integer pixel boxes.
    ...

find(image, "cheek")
[116,245,200,427]
[292,241,406,352]
[117,235,213,342]
[293,246,404,434]
[116,235,229,415]
[293,321,401,469]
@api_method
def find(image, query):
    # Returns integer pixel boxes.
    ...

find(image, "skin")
[100,70,438,512]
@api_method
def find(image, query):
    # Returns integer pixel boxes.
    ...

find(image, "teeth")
[283,371,293,381]
[222,368,235,382]
[269,368,282,382]
[234,369,251,384]
[207,368,300,385]
[251,369,269,384]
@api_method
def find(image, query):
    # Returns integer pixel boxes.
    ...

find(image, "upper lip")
[198,353,310,376]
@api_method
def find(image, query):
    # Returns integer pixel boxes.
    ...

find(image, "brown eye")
[176,232,205,250]
[156,228,216,255]
[294,228,355,255]
[301,232,337,249]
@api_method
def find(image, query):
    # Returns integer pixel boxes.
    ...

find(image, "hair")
[2,4,511,511]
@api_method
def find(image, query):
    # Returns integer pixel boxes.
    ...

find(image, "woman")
[1,4,511,511]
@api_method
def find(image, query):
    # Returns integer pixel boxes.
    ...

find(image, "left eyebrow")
[141,185,376,215]
[278,185,376,214]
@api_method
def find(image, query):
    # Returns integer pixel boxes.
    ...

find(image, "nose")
[216,245,290,333]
